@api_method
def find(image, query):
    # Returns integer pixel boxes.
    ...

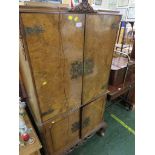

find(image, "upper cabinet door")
[20,13,84,122]
[82,14,121,104]
[60,13,85,110]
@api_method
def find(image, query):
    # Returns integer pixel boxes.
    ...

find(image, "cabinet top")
[19,2,121,16]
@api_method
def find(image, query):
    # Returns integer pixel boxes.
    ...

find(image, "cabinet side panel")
[19,39,42,124]
[83,14,121,104]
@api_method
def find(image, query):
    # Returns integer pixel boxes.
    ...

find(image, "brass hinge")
[71,117,90,133]
[70,61,83,79]
[41,108,54,117]
[24,25,45,35]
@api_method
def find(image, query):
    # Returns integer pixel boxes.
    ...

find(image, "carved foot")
[97,121,107,137]
[97,128,106,137]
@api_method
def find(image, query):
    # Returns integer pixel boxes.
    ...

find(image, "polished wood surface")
[21,13,62,122]
[19,38,42,124]
[43,110,80,155]
[21,13,84,122]
[81,95,106,138]
[30,151,41,155]
[108,81,135,100]
[109,67,126,86]
[126,86,135,105]
[60,13,84,112]
[109,57,135,86]
[20,5,121,155]
[125,62,135,85]
[82,14,121,104]
[19,72,27,99]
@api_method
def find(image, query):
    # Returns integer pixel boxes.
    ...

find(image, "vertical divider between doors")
[80,13,87,139]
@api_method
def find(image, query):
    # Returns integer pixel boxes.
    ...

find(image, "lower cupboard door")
[44,110,80,155]
[81,95,106,138]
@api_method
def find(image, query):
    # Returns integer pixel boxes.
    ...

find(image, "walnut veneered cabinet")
[20,13,84,122]
[19,4,121,155]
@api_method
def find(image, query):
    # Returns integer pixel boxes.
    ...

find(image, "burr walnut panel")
[21,13,84,122]
[82,14,121,104]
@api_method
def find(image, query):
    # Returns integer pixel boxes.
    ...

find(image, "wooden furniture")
[108,55,135,109]
[109,57,127,86]
[19,111,42,155]
[19,2,121,155]
[126,85,135,107]
[109,56,135,86]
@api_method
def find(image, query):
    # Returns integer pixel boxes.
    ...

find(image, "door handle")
[82,117,90,129]
[70,60,83,79]
[70,59,94,79]
[71,117,90,133]
[71,121,80,133]
[84,59,94,76]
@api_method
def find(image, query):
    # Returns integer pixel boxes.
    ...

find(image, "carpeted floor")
[69,101,135,155]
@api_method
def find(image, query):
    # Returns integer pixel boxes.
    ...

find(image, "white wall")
[92,0,135,21]
[93,0,135,9]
